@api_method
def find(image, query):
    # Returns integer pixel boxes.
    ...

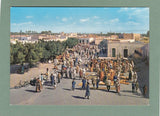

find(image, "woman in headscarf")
[35,78,41,92]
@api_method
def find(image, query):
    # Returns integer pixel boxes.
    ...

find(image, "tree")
[10,37,79,66]
[10,42,26,64]
[41,30,52,34]
[66,38,78,48]
[25,43,39,67]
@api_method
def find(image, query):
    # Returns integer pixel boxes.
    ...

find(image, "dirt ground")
[10,63,54,88]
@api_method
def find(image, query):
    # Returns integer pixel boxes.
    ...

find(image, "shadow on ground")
[63,88,71,91]
[120,94,143,98]
[72,95,85,99]
[43,81,52,86]
[25,89,36,93]
[46,87,55,90]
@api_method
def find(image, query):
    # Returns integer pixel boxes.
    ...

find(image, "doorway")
[112,48,116,57]
[124,49,128,57]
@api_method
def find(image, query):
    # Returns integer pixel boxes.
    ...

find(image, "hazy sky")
[11,7,149,34]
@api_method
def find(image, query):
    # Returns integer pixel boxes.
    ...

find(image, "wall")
[107,41,145,57]
[123,33,141,40]
[95,38,103,45]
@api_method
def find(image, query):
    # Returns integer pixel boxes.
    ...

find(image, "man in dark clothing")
[50,73,54,86]
[132,81,135,93]
[143,85,147,97]
[85,82,90,99]
[82,78,86,90]
[96,77,100,89]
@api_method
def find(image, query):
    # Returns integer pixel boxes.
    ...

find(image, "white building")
[79,38,94,44]
[20,36,31,40]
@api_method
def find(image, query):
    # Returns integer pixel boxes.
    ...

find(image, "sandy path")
[10,63,54,88]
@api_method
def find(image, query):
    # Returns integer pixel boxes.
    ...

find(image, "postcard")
[10,7,149,105]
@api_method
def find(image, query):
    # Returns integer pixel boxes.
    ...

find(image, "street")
[10,75,149,105]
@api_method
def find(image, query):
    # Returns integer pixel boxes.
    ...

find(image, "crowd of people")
[34,43,147,98]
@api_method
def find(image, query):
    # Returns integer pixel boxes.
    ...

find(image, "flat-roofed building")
[103,39,145,58]
[95,37,104,45]
[123,33,141,40]
[79,38,94,44]
[110,35,119,39]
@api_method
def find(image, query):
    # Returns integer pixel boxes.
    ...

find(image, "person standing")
[106,79,111,92]
[82,77,86,90]
[21,64,24,74]
[66,67,70,78]
[76,57,78,64]
[85,82,90,99]
[103,73,107,83]
[61,63,65,78]
[35,78,41,92]
[50,73,54,86]
[58,72,61,83]
[129,70,132,80]
[133,71,138,82]
[143,85,147,97]
[113,75,117,85]
[73,68,76,79]
[83,68,86,77]
[135,80,139,92]
[46,68,50,81]
[73,59,76,67]
[96,77,100,89]
[71,67,74,79]
[79,69,83,79]
[54,70,57,88]
[69,67,72,79]
[54,58,58,66]
[72,78,76,91]
[116,78,120,95]
[76,65,79,74]
[61,69,64,79]
[91,77,96,89]
[40,73,44,85]
[132,80,136,93]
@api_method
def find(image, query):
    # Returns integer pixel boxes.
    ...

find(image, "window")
[87,40,89,44]
[82,40,84,44]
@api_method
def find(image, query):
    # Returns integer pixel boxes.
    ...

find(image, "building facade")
[79,38,94,44]
[123,33,141,40]
[95,38,104,45]
[106,39,145,58]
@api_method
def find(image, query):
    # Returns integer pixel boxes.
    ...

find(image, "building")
[123,33,141,40]
[20,36,31,40]
[109,35,119,39]
[10,39,18,44]
[68,33,77,37]
[95,37,104,45]
[79,38,94,44]
[105,39,145,58]
[10,35,31,40]
[140,43,149,60]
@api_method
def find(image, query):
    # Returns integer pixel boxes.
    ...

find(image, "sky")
[10,7,149,34]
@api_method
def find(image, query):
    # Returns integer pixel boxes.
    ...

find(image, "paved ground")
[10,76,149,105]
